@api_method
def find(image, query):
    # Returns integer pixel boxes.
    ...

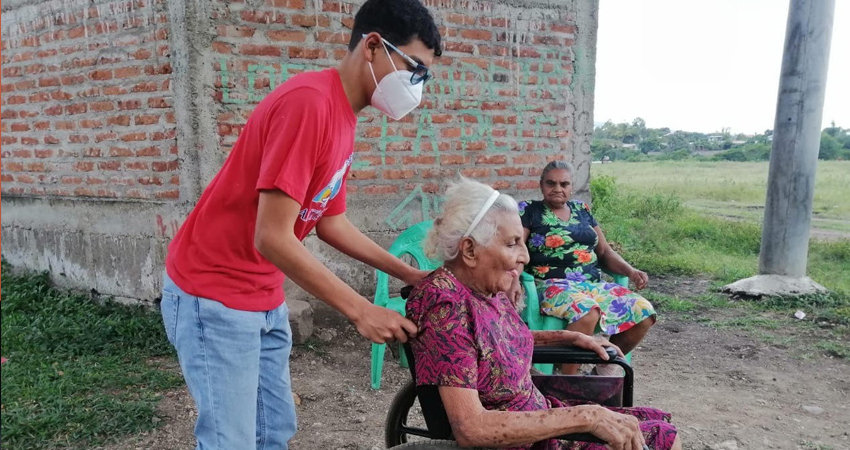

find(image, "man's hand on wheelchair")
[353,303,418,344]
[571,333,624,361]
[587,406,647,450]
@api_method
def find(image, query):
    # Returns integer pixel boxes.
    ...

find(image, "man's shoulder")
[264,70,336,109]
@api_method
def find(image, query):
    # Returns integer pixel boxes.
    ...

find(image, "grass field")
[589,160,850,334]
[593,161,850,233]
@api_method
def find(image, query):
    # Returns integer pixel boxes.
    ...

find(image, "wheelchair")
[384,287,635,450]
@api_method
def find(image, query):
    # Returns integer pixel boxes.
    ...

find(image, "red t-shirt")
[166,68,356,311]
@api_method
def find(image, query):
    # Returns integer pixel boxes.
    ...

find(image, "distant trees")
[591,118,848,162]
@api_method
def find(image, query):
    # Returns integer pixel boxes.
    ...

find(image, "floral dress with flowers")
[519,200,656,335]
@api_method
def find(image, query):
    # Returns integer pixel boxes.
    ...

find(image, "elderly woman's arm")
[439,386,645,450]
[531,330,623,358]
[593,225,649,290]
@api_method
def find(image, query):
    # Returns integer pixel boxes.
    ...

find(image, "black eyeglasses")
[363,34,432,85]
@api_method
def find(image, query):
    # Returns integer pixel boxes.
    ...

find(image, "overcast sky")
[594,0,849,135]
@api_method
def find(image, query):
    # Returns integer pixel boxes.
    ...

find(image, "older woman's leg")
[561,308,601,374]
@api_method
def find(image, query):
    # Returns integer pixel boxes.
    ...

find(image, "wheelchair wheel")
[385,380,433,447]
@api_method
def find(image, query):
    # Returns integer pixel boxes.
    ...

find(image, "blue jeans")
[161,273,297,450]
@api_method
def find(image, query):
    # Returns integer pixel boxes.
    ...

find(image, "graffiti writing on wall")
[218,56,569,165]
[384,185,446,230]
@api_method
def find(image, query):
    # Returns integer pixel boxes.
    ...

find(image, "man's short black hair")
[348,0,442,57]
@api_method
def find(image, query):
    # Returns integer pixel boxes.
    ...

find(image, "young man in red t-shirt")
[159,0,441,447]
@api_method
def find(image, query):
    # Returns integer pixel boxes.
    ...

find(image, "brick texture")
[3,0,585,210]
[1,0,178,200]
[210,0,578,202]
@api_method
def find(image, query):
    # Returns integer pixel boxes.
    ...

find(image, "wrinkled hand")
[628,269,649,291]
[572,333,624,360]
[353,302,418,344]
[588,406,646,450]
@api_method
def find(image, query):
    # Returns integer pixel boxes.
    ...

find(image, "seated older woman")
[407,179,680,450]
[515,161,656,376]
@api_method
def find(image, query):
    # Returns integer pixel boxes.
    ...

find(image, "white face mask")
[368,42,423,120]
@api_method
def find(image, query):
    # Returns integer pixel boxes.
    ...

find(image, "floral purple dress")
[407,268,677,450]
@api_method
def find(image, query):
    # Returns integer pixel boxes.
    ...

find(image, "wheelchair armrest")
[532,346,620,365]
[532,346,634,407]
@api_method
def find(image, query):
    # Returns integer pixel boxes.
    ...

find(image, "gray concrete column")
[724,0,833,297]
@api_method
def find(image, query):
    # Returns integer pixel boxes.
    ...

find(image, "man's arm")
[315,213,428,286]
[254,190,417,343]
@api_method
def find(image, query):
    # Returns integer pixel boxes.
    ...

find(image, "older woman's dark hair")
[540,161,575,183]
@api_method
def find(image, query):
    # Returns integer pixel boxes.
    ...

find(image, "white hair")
[424,178,519,262]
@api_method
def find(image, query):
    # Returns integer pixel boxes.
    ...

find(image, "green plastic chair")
[520,270,633,374]
[371,220,440,390]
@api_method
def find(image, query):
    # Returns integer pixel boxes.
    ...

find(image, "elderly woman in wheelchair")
[399,179,680,450]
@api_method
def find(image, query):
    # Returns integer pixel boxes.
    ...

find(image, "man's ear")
[361,32,381,63]
[459,237,478,268]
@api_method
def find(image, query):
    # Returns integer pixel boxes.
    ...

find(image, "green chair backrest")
[374,220,440,307]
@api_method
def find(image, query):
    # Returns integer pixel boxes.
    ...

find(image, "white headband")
[463,190,500,238]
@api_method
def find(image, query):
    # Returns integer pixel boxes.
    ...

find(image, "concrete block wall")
[1,0,599,303]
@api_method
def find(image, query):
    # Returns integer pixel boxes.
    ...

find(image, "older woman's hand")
[571,333,624,360]
[628,269,649,290]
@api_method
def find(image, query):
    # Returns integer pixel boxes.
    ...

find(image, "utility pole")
[724,0,834,297]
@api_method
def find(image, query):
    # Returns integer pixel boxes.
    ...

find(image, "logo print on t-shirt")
[299,155,353,222]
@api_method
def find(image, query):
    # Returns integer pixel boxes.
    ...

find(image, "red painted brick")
[80,119,104,129]
[107,115,131,126]
[74,161,95,172]
[315,31,349,44]
[136,146,162,157]
[35,149,54,158]
[109,147,134,157]
[70,135,90,144]
[65,103,88,115]
[148,97,171,108]
[290,14,330,27]
[460,29,492,41]
[497,167,524,176]
[363,184,399,195]
[152,160,179,172]
[384,169,415,180]
[240,10,287,24]
[268,30,307,42]
[89,101,115,112]
[114,66,142,79]
[350,170,377,180]
[155,190,180,200]
[289,47,326,59]
[121,132,147,142]
[135,114,160,125]
[89,69,113,81]
[267,0,306,8]
[516,180,539,190]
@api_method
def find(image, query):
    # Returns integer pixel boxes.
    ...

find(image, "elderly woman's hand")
[571,333,624,360]
[588,406,647,450]
[628,269,649,290]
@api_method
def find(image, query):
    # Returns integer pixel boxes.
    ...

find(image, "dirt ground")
[102,277,849,450]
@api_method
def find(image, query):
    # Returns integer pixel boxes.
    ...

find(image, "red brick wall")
[1,0,596,301]
[210,0,589,229]
[1,0,179,200]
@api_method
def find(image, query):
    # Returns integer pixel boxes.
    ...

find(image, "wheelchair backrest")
[402,343,455,440]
